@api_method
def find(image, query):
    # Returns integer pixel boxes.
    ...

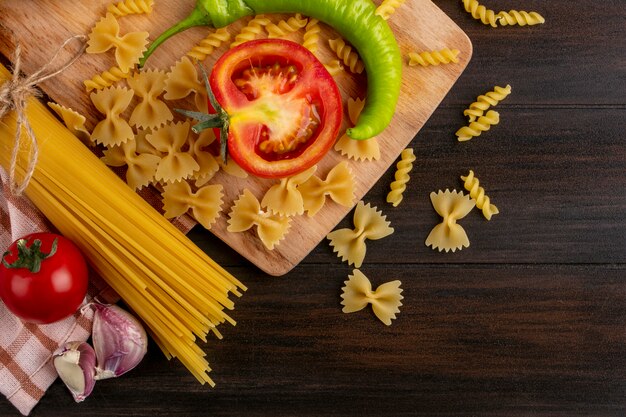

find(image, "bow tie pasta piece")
[299,161,355,217]
[127,69,173,130]
[162,181,224,230]
[334,98,380,161]
[47,102,92,146]
[327,201,394,268]
[227,189,291,250]
[219,158,249,179]
[341,269,403,326]
[146,121,200,183]
[86,13,149,72]
[261,165,317,217]
[101,137,161,190]
[188,129,220,187]
[164,57,208,113]
[425,189,475,252]
[90,86,135,146]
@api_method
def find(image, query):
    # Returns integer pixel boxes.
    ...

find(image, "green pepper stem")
[139,4,213,68]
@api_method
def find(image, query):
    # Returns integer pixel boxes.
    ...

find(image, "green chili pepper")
[139,0,402,140]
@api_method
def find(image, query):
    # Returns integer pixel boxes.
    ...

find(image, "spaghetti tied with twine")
[0,34,87,195]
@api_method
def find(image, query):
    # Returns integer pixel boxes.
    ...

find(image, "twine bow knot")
[0,35,87,195]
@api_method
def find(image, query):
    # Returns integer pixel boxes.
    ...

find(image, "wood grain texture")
[0,0,471,275]
[1,0,626,416]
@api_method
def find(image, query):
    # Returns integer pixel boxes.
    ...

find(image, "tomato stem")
[1,238,58,273]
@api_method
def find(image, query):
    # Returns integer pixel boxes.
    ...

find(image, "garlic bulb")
[52,342,97,403]
[92,303,148,380]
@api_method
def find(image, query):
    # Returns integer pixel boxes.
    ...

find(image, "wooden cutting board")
[0,0,471,276]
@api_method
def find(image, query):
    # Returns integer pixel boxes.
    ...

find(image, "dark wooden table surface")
[2,1,625,416]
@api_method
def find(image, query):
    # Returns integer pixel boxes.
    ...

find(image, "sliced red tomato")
[208,39,343,179]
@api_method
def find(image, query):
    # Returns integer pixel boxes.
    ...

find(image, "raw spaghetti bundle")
[0,63,245,386]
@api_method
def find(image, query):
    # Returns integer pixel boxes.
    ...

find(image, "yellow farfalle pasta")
[328,37,364,74]
[187,28,231,62]
[341,269,403,326]
[408,49,460,67]
[134,128,161,156]
[90,85,135,146]
[460,170,499,220]
[47,102,92,146]
[327,201,394,268]
[231,15,271,48]
[387,148,416,207]
[299,161,355,217]
[462,0,498,27]
[127,69,173,130]
[227,189,291,250]
[86,12,149,72]
[162,181,224,230]
[146,121,200,183]
[188,129,220,187]
[302,18,321,53]
[425,189,475,252]
[456,110,500,142]
[375,0,406,20]
[498,10,545,26]
[261,166,317,217]
[164,57,208,113]
[266,14,308,39]
[323,60,344,77]
[334,97,380,161]
[464,84,511,122]
[107,0,154,16]
[218,158,249,179]
[84,65,130,92]
[101,135,161,190]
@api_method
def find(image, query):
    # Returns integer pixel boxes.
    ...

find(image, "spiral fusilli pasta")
[84,65,130,92]
[408,49,460,67]
[386,148,416,207]
[375,0,406,20]
[266,14,308,39]
[302,18,321,53]
[328,37,364,74]
[497,10,545,26]
[464,84,511,122]
[456,110,499,142]
[186,28,231,61]
[107,0,154,16]
[230,15,271,48]
[462,0,498,27]
[460,170,499,220]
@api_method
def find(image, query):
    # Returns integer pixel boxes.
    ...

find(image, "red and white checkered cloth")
[0,169,111,416]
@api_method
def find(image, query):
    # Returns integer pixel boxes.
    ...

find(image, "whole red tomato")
[0,233,88,324]
[203,39,343,179]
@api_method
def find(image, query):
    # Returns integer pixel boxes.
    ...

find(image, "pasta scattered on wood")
[261,166,317,217]
[327,201,394,268]
[460,170,499,220]
[188,129,220,187]
[90,86,135,147]
[146,121,200,183]
[334,97,381,161]
[425,189,475,252]
[107,0,154,16]
[86,12,149,72]
[461,0,498,27]
[47,102,92,146]
[328,37,364,74]
[127,69,173,130]
[101,138,161,190]
[186,28,231,62]
[299,161,355,217]
[456,110,500,142]
[84,65,130,92]
[227,189,291,250]
[408,49,460,67]
[302,18,321,53]
[162,181,224,230]
[266,14,308,39]
[497,10,545,26]
[375,0,407,20]
[386,148,416,207]
[164,57,208,113]
[231,15,271,48]
[464,84,511,122]
[341,269,403,326]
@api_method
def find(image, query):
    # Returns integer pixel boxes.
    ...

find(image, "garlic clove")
[52,341,97,403]
[92,303,148,380]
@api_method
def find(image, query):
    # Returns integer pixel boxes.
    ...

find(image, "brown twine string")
[0,34,87,196]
